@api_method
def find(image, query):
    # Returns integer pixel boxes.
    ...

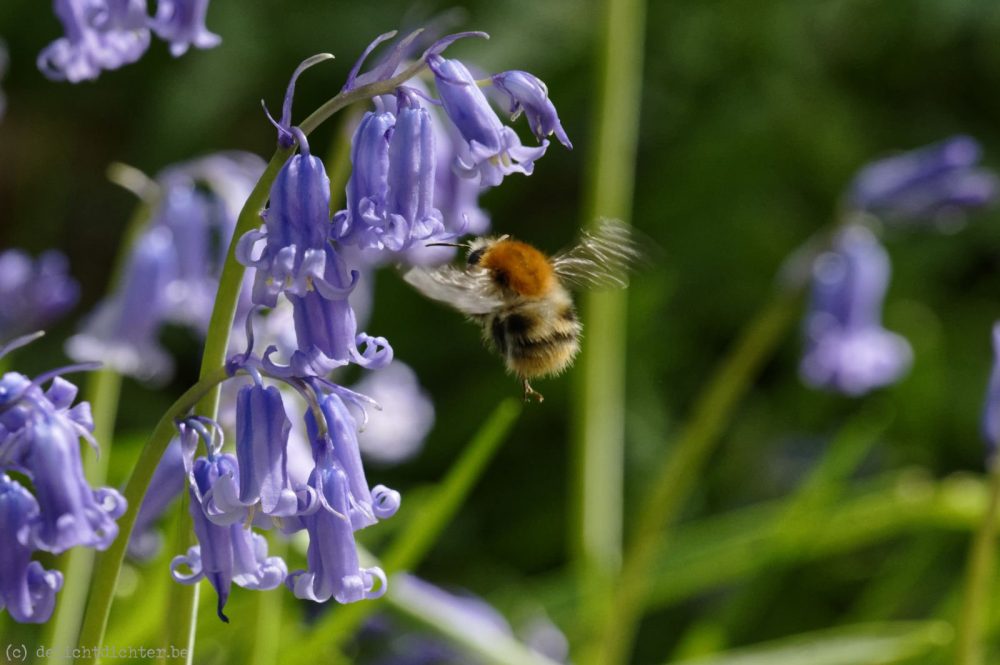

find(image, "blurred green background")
[4,1,1000,663]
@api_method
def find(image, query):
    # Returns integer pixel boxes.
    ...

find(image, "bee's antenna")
[425,242,465,248]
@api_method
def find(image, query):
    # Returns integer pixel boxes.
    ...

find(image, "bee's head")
[426,235,511,268]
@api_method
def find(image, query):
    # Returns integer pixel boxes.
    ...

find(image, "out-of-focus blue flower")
[847,135,999,226]
[982,323,1000,458]
[235,381,298,517]
[68,152,264,382]
[353,362,434,465]
[428,55,548,188]
[0,250,79,340]
[492,70,572,149]
[800,225,912,396]
[38,0,151,83]
[150,0,221,57]
[0,474,63,624]
[67,226,178,383]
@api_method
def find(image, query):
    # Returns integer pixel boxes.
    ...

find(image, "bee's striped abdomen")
[487,304,581,379]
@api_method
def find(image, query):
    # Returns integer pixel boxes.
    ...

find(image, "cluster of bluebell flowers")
[38,0,220,83]
[156,30,570,619]
[801,136,999,396]
[0,333,125,623]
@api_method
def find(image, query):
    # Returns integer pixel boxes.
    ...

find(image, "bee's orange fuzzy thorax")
[482,240,554,298]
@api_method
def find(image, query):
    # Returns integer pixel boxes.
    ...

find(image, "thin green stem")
[570,0,646,633]
[583,286,803,665]
[284,399,522,661]
[249,538,286,665]
[955,457,1000,665]
[160,488,199,665]
[74,367,229,665]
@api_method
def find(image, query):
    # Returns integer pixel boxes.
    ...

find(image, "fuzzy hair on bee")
[404,219,644,402]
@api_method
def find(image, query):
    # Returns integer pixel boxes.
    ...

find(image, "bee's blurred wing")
[552,219,645,289]
[403,265,504,315]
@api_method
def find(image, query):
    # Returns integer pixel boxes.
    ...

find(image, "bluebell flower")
[353,362,434,465]
[0,250,79,340]
[286,462,387,604]
[492,70,572,149]
[171,457,287,622]
[150,0,221,58]
[304,389,400,530]
[982,323,1000,459]
[428,55,548,188]
[38,0,151,82]
[234,381,299,517]
[236,132,339,309]
[847,135,999,226]
[0,372,126,553]
[0,474,63,624]
[334,110,395,249]
[800,225,912,396]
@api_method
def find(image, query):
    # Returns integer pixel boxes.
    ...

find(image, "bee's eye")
[467,248,485,266]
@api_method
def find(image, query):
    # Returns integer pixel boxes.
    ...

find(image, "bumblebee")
[404,219,642,402]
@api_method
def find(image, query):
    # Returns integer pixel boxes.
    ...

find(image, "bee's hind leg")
[522,379,545,403]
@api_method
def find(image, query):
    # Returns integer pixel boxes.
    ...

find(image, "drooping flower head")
[38,0,151,83]
[428,55,548,188]
[0,474,63,624]
[492,70,572,149]
[846,135,999,228]
[0,333,124,624]
[149,0,221,58]
[800,225,912,396]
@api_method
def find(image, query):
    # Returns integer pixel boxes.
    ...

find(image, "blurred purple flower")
[800,225,912,396]
[0,250,79,340]
[353,362,434,465]
[428,55,548,188]
[0,474,63,624]
[67,152,264,382]
[982,323,1000,458]
[38,0,151,83]
[150,0,221,57]
[66,225,179,383]
[847,135,999,226]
